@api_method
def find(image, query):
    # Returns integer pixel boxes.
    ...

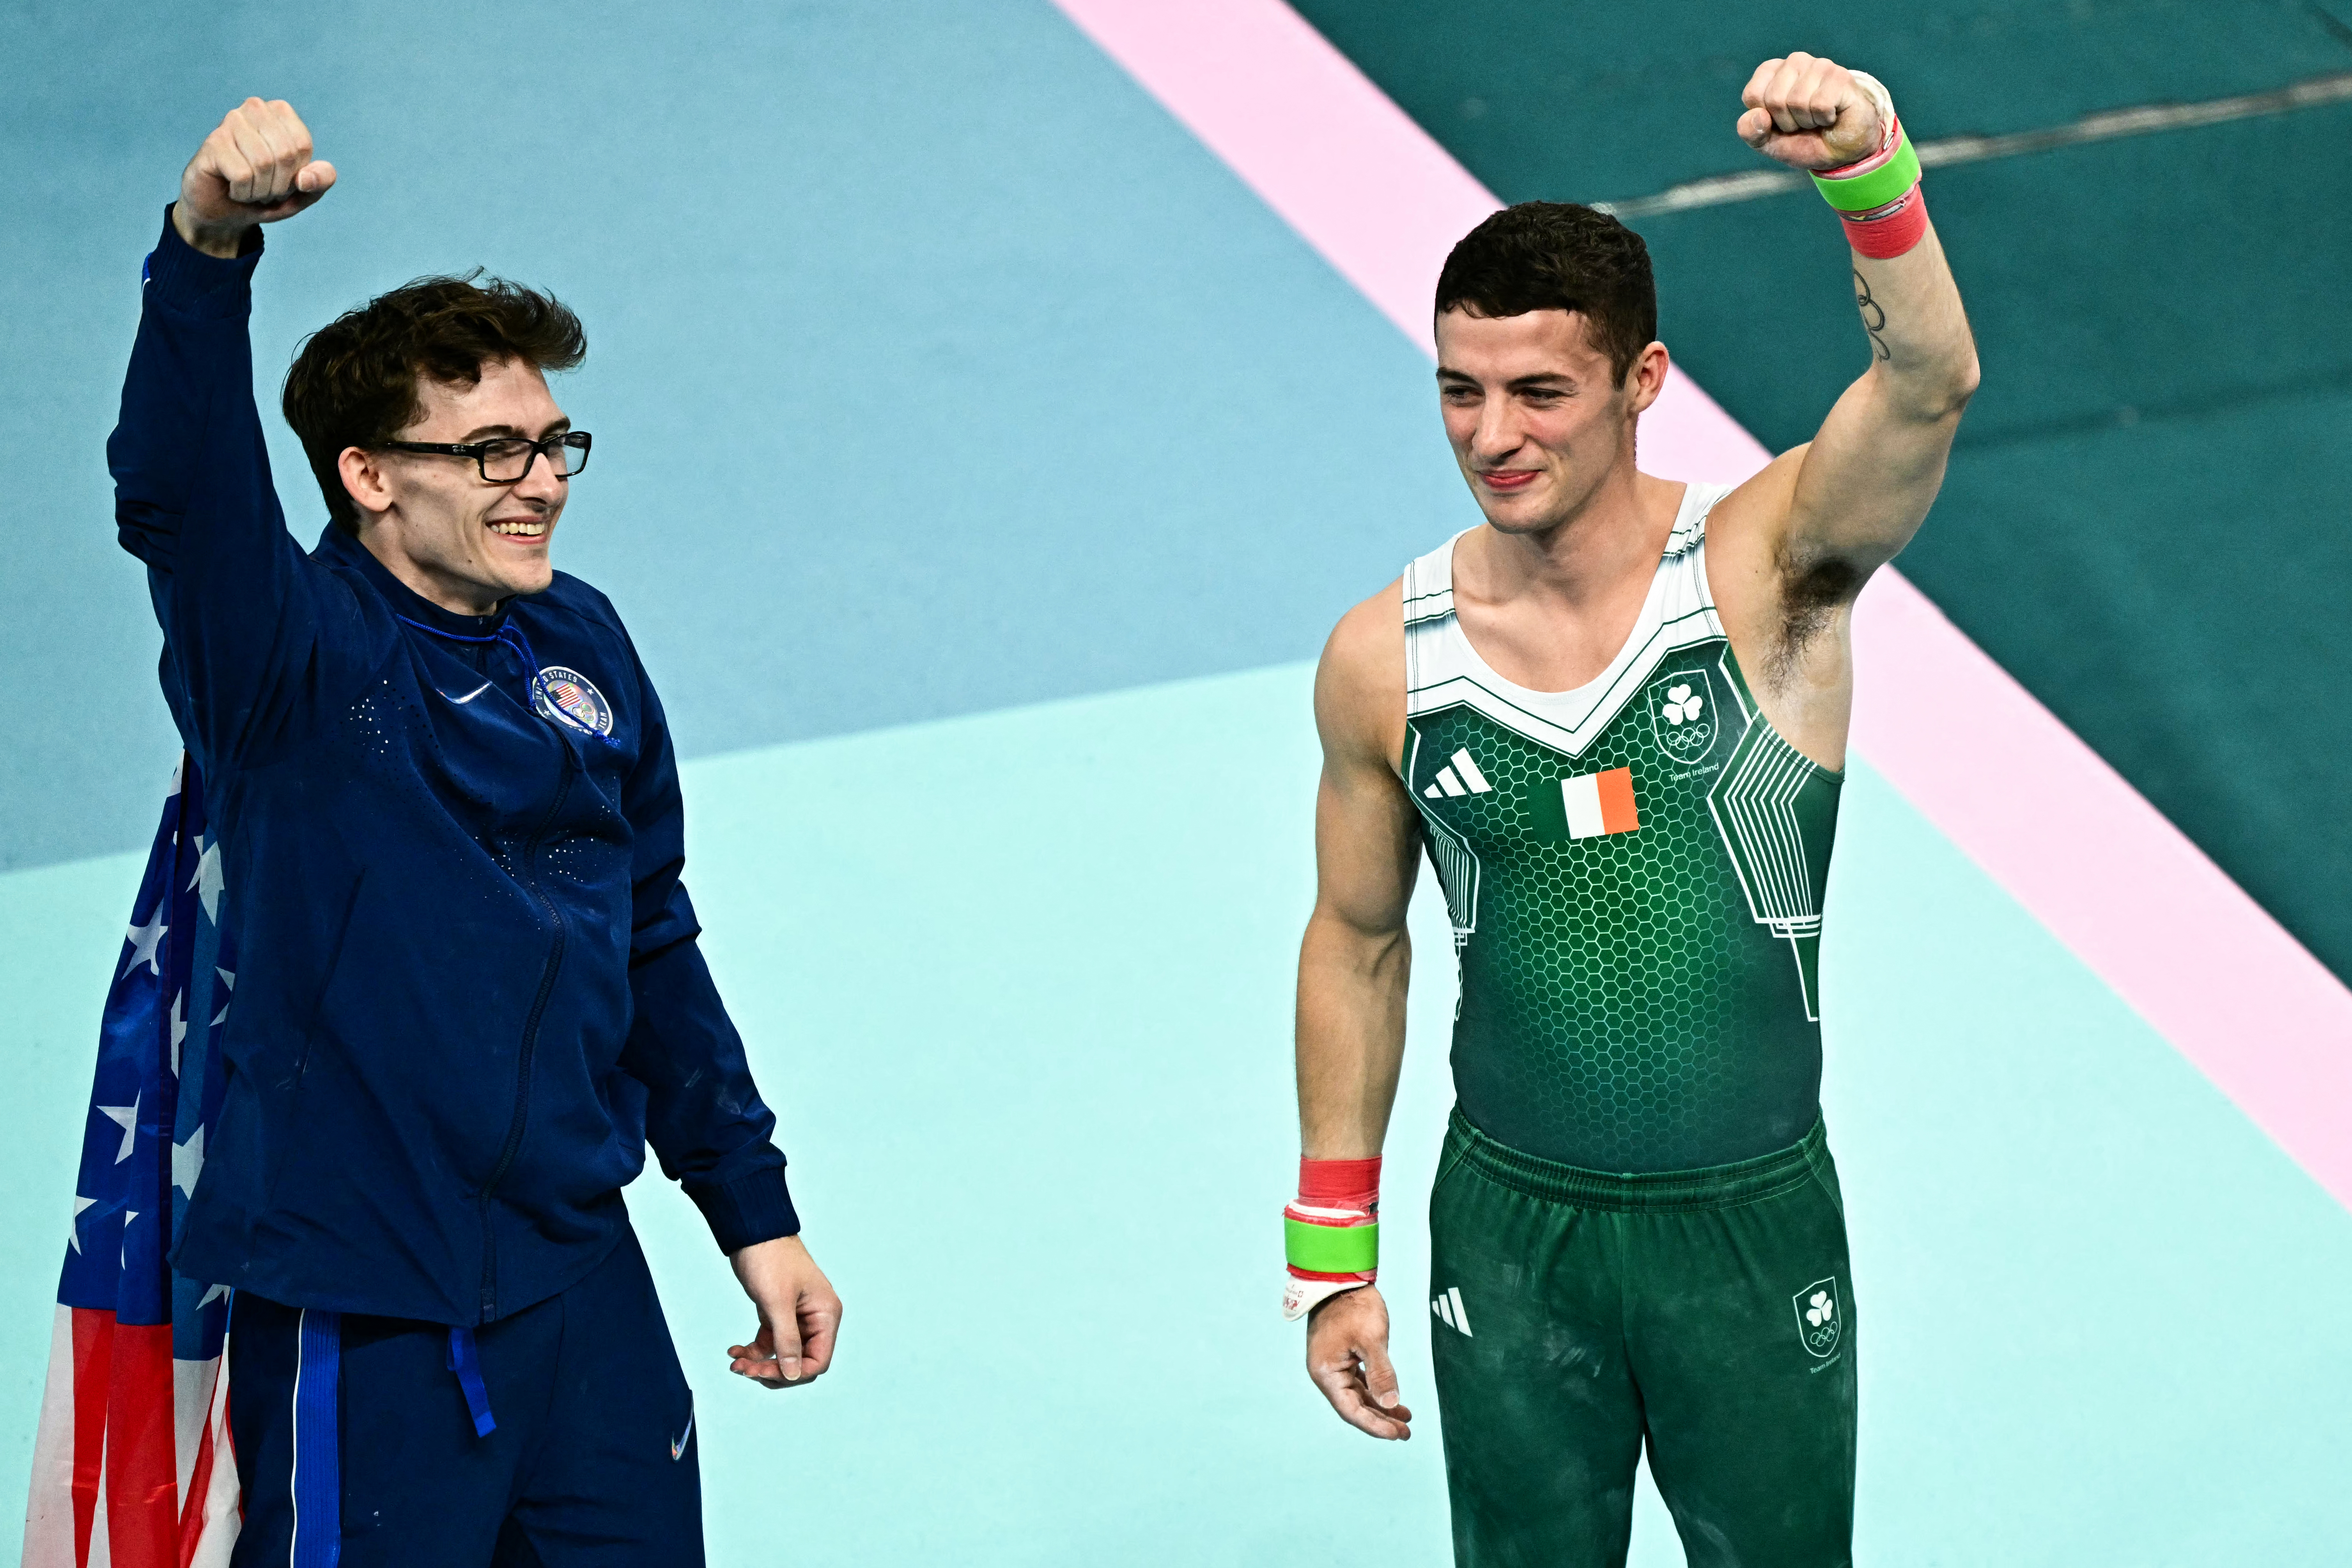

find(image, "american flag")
[22,755,241,1566]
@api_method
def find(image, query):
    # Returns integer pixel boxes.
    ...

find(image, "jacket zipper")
[476,740,577,1322]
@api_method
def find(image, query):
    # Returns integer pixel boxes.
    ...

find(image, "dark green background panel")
[1294,0,2352,201]
[1292,0,2352,982]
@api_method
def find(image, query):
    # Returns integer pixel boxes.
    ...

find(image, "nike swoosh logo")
[446,682,494,705]
[670,1411,694,1460]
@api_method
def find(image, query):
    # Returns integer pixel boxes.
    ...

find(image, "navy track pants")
[226,1226,703,1567]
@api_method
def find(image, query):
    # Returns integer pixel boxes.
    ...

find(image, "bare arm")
[1296,585,1421,1158]
[1728,57,1980,584]
[1294,585,1421,1442]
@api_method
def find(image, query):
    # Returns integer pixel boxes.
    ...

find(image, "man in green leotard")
[1285,54,1978,1565]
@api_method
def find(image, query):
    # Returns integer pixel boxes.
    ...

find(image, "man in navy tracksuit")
[111,99,842,1565]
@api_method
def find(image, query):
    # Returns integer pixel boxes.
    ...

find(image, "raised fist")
[173,98,336,258]
[1736,54,1890,172]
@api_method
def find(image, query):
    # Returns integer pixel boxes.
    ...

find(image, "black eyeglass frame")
[378,430,592,484]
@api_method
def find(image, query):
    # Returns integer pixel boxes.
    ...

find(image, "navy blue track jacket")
[112,212,798,1325]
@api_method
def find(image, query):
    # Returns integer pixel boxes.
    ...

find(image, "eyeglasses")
[378,431,592,484]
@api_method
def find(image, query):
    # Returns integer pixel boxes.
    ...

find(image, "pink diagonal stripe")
[1849,578,2352,1193]
[1054,0,2352,1205]
[1050,0,1764,487]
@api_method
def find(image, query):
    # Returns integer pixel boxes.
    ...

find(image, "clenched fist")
[173,98,336,258]
[1736,54,1890,172]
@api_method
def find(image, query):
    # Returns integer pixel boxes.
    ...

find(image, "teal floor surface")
[8,666,2349,1563]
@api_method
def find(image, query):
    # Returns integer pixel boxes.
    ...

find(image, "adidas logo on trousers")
[1432,1286,1473,1335]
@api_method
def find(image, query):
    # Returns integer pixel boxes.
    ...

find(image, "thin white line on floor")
[1594,69,2352,220]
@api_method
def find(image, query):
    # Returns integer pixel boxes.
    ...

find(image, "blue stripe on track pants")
[227,1226,703,1567]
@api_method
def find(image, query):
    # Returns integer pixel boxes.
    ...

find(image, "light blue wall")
[0,0,1468,871]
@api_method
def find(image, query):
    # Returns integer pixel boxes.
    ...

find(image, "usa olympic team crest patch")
[534,666,615,737]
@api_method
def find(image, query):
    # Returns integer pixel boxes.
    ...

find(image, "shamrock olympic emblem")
[1646,668,1720,761]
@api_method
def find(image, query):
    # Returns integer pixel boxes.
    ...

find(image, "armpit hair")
[1762,543,1862,688]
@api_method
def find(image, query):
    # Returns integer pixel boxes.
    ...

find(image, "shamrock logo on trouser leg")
[1791,1277,1842,1357]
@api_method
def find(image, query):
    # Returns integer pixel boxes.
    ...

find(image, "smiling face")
[1435,308,1667,537]
[339,357,569,616]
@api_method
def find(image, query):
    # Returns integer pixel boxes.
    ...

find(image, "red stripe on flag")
[1595,767,1639,834]
[104,1322,178,1568]
[70,1307,113,1568]
[176,1377,220,1568]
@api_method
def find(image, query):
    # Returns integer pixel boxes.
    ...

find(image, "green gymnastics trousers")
[1427,1110,1856,1567]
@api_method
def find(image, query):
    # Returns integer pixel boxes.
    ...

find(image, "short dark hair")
[1434,202,1657,385]
[282,274,586,533]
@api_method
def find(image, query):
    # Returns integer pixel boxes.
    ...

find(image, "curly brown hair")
[281,274,586,533]
[1434,202,1657,386]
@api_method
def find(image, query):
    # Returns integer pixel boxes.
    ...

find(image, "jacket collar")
[314,523,512,636]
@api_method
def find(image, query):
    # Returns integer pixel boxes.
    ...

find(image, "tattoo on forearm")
[1853,270,1890,362]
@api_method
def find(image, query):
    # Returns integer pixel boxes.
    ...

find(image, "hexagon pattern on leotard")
[1408,637,1833,1173]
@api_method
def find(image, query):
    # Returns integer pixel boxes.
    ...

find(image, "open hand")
[1736,54,1887,171]
[175,98,336,258]
[1305,1284,1413,1440]
[727,1234,842,1390]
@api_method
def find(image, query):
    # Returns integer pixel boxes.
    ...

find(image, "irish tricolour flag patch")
[1528,766,1641,842]
[1563,767,1640,838]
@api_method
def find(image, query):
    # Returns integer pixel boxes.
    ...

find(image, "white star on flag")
[197,1282,229,1309]
[97,1095,140,1163]
[174,1126,206,1199]
[121,1211,138,1271]
[189,835,224,921]
[67,1195,97,1254]
[170,990,188,1077]
[213,966,235,1026]
[122,907,168,977]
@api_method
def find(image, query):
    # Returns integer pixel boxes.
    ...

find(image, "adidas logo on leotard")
[1431,1286,1473,1336]
[1423,749,1493,799]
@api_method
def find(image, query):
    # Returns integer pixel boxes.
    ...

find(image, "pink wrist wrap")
[1839,189,1929,259]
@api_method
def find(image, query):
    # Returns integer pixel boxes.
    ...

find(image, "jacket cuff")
[687,1165,801,1254]
[144,205,262,318]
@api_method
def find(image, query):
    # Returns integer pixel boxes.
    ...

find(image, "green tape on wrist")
[1810,128,1920,214]
[1285,1216,1379,1274]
